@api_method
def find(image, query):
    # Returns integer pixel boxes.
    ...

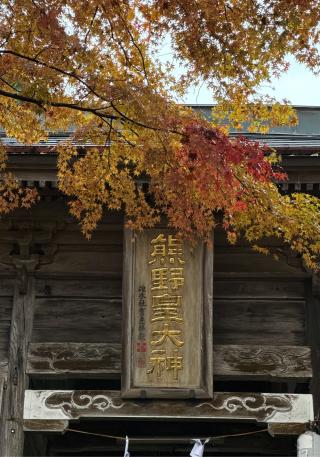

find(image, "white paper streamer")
[190,438,210,457]
[124,436,130,457]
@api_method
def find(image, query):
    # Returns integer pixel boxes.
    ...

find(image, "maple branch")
[99,116,136,147]
[0,76,20,92]
[0,49,111,103]
[111,2,149,82]
[0,87,117,119]
[106,18,132,68]
[34,45,52,59]
[0,84,183,138]
[0,49,181,135]
[84,6,98,45]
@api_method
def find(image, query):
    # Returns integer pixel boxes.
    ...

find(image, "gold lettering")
[149,233,166,264]
[147,349,183,380]
[147,349,166,378]
[151,294,183,322]
[146,232,187,381]
[151,323,184,347]
[166,350,183,380]
[169,267,184,290]
[151,268,168,290]
[168,235,185,264]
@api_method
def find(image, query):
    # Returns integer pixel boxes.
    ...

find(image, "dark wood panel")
[0,338,9,364]
[35,278,122,298]
[0,297,13,319]
[27,343,312,380]
[37,276,306,299]
[38,251,122,274]
[0,279,15,296]
[32,297,305,346]
[215,250,303,273]
[214,279,305,299]
[53,230,123,245]
[32,298,122,343]
[213,299,306,345]
[0,244,15,274]
[0,297,13,361]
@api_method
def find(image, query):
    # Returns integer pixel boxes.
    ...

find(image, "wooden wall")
[214,232,307,347]
[0,201,310,369]
[0,199,313,456]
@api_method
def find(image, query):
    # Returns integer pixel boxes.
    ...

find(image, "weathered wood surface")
[24,390,313,429]
[268,423,308,436]
[27,343,312,380]
[35,273,305,299]
[214,278,305,299]
[27,343,122,375]
[0,359,8,373]
[31,296,306,346]
[214,249,304,274]
[307,276,320,418]
[214,344,312,379]
[32,298,122,343]
[0,279,35,457]
[35,277,122,298]
[38,249,122,275]
[214,299,306,345]
[23,419,68,432]
[28,239,308,347]
[0,279,14,364]
[0,374,5,417]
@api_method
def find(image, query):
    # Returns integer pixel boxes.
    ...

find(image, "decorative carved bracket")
[0,226,58,286]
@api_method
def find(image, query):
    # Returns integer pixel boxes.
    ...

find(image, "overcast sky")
[179,59,320,106]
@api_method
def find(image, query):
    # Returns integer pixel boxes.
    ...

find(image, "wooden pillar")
[0,270,35,457]
[0,228,54,456]
[0,374,5,416]
[307,275,320,419]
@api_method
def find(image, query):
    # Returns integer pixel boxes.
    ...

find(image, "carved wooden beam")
[27,343,312,380]
[23,419,68,433]
[0,360,8,374]
[23,390,313,433]
[214,344,312,380]
[27,343,121,375]
[268,423,308,436]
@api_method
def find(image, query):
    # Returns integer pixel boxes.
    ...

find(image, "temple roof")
[2,106,320,152]
[2,106,320,191]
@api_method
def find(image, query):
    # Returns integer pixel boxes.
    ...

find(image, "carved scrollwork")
[196,394,293,421]
[45,391,126,418]
[219,345,311,377]
[28,343,121,373]
[43,391,294,423]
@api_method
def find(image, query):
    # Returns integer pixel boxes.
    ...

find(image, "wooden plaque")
[122,228,213,398]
